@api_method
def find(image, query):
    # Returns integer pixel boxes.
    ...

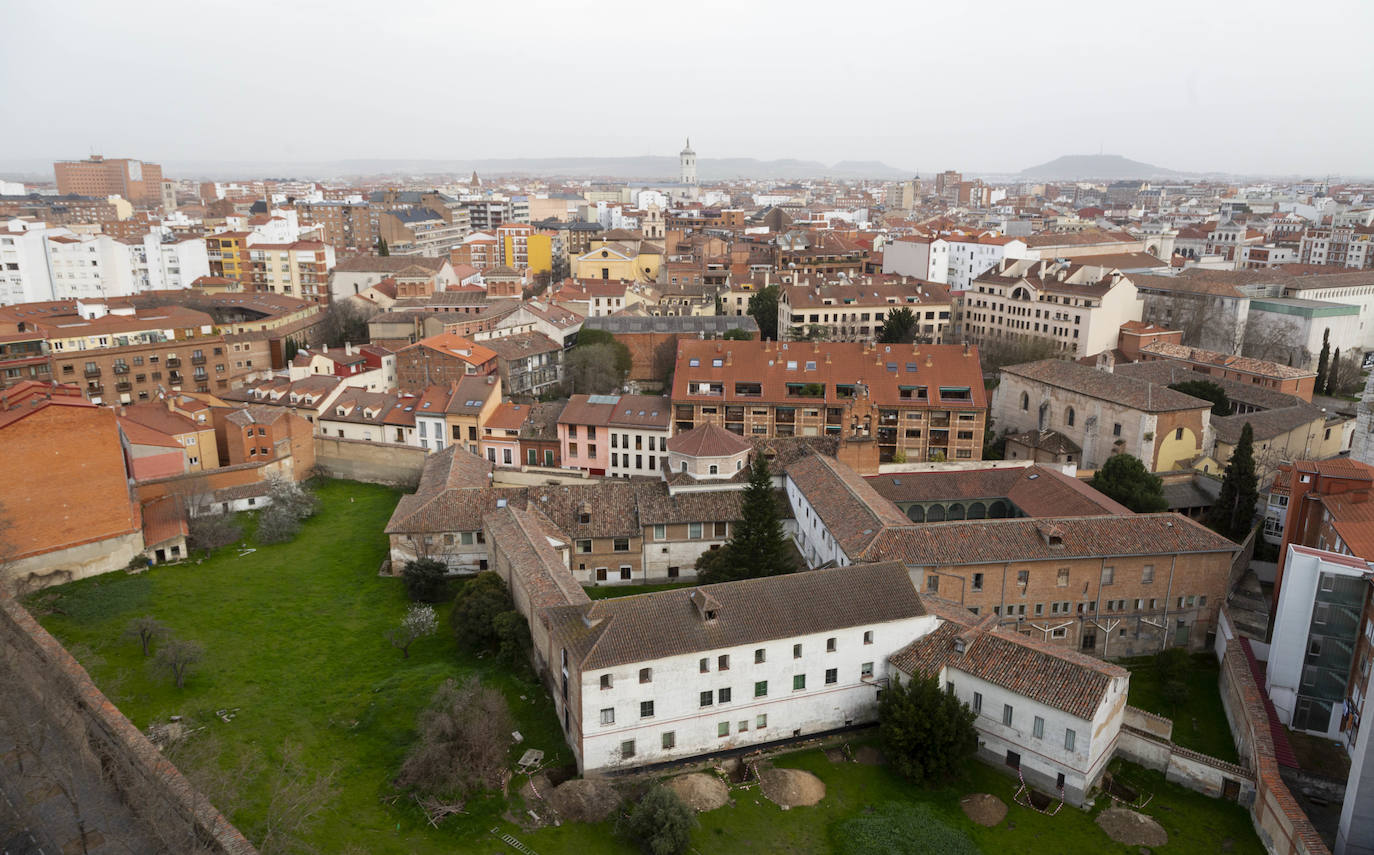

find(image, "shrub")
[188,513,242,554]
[451,573,515,652]
[402,558,450,602]
[617,784,695,855]
[255,504,303,545]
[831,802,980,855]
[395,677,512,799]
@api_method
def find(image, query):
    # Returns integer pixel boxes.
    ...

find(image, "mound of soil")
[853,745,884,766]
[666,773,729,812]
[758,767,826,808]
[548,777,622,823]
[960,793,1007,827]
[1095,806,1168,847]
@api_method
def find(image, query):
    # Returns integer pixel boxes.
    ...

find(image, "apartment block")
[54,155,165,207]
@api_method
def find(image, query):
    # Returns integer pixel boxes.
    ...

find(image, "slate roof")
[1002,359,1211,413]
[544,562,924,671]
[785,452,911,557]
[890,605,1126,721]
[860,513,1239,565]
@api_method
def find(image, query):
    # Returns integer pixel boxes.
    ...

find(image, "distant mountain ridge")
[1018,154,1190,181]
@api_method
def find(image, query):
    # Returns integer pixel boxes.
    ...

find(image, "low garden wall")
[313,436,427,486]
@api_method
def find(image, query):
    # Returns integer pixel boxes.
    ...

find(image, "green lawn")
[1123,653,1240,764]
[28,481,1262,854]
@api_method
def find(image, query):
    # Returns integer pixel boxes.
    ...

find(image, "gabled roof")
[891,602,1126,721]
[785,452,911,557]
[1002,359,1211,413]
[545,562,923,671]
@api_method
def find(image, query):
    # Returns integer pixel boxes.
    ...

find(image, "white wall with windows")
[785,474,852,567]
[607,426,671,479]
[576,615,936,771]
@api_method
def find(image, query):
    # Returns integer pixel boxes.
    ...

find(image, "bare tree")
[1241,315,1305,365]
[1160,292,1243,353]
[124,615,169,657]
[386,604,437,659]
[254,741,338,855]
[395,676,513,799]
[153,638,205,689]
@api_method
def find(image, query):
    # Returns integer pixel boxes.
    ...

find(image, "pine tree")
[1207,422,1259,542]
[377,237,390,257]
[1315,329,1330,392]
[696,453,792,583]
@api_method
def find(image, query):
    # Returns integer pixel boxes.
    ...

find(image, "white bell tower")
[679,138,697,186]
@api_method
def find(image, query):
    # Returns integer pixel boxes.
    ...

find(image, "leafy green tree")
[696,454,793,583]
[722,328,753,341]
[789,323,829,342]
[450,573,516,652]
[493,610,532,670]
[402,557,450,603]
[878,672,978,785]
[748,284,780,341]
[376,237,390,257]
[1168,379,1231,417]
[617,784,695,855]
[1207,421,1259,542]
[574,328,633,375]
[1315,328,1330,392]
[1088,453,1168,513]
[878,307,919,343]
[1327,347,1341,395]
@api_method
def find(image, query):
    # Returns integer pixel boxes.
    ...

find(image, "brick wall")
[0,592,258,854]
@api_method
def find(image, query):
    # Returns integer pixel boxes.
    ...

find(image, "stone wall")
[2,531,144,595]
[0,592,257,854]
[312,436,427,486]
[1217,629,1330,855]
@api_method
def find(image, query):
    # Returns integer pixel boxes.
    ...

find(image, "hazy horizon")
[3,0,1372,178]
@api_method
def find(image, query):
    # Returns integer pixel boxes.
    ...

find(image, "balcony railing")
[84,367,101,377]
[165,357,181,368]
[191,355,206,365]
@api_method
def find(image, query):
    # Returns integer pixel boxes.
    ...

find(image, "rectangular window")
[718,687,731,703]
[926,575,939,592]
[600,708,615,725]
[700,691,714,707]
[689,522,703,539]
[1142,564,1155,584]
[613,538,630,552]
[863,631,874,645]
[756,714,768,729]
[700,657,710,673]
[640,700,654,718]
[861,662,874,679]
[1102,566,1114,585]
[754,680,768,697]
[639,667,652,684]
[1057,568,1069,587]
[755,648,766,663]
[793,674,806,691]
[1003,704,1013,726]
[718,721,730,738]
[661,731,676,750]
[826,637,836,652]
[972,572,984,591]
[1033,715,1044,739]
[718,654,730,671]
[653,524,666,541]
[793,643,802,659]
[1064,729,1076,752]
[973,692,982,713]
[621,740,635,759]
[825,668,837,684]
[1035,603,1044,616]
[577,539,592,553]
[600,674,612,690]
[1017,569,1029,585]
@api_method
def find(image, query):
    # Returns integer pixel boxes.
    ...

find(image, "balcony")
[191,355,206,365]
[84,367,101,378]
[165,357,181,369]
[169,372,183,384]
[116,381,132,393]
[112,364,129,375]
[87,383,103,394]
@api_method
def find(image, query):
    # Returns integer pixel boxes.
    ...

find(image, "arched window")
[989,500,1010,519]
[907,505,926,523]
[947,503,966,521]
[1066,407,1076,427]
[968,502,987,519]
[926,505,946,522]
[1020,391,1029,411]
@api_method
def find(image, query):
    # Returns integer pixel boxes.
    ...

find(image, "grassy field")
[1123,653,1240,764]
[29,480,1262,854]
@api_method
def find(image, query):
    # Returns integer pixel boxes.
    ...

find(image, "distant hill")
[1018,154,1189,181]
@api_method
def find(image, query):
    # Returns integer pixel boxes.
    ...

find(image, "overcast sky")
[2,0,1370,177]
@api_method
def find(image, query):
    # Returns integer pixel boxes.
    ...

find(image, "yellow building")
[497,224,554,275]
[572,236,663,283]
[207,231,251,286]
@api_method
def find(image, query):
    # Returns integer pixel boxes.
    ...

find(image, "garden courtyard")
[29,479,1265,854]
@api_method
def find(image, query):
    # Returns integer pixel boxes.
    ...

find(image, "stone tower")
[680,138,697,186]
